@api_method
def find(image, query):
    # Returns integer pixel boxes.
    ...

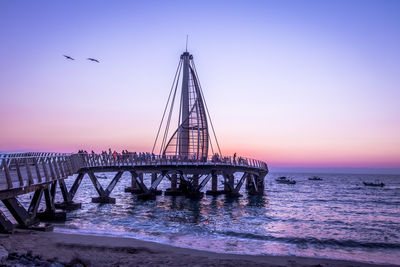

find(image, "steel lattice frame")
[153,52,219,161]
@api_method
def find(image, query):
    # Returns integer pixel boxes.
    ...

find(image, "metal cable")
[152,60,182,154]
[160,62,182,154]
[192,61,222,157]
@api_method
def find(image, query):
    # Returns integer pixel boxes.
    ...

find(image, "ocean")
[17,172,400,265]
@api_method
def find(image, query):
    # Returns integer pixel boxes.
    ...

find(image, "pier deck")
[0,152,267,233]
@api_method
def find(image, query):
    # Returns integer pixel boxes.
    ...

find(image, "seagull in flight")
[63,55,74,60]
[87,58,100,63]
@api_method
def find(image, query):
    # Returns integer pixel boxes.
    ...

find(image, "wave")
[218,231,400,249]
[306,198,400,206]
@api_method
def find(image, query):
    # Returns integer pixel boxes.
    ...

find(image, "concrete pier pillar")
[224,174,234,192]
[171,174,177,190]
[178,175,187,192]
[192,175,199,188]
[38,186,67,221]
[246,175,251,191]
[247,174,265,195]
[206,174,225,196]
[212,173,218,191]
[149,172,162,195]
[132,174,138,189]
[229,175,234,191]
[257,175,265,194]
[0,210,14,233]
[185,174,203,200]
[125,172,144,194]
[165,173,184,196]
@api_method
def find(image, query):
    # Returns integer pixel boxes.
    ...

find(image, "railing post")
[15,160,24,187]
[42,160,50,182]
[25,158,34,185]
[57,157,65,177]
[48,158,57,180]
[34,159,42,183]
[52,158,61,179]
[2,159,13,189]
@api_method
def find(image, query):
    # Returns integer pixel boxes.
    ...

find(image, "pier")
[0,50,268,233]
[0,152,267,232]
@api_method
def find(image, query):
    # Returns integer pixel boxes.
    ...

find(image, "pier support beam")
[224,174,234,193]
[88,171,124,204]
[165,173,184,196]
[165,173,183,196]
[256,174,266,194]
[171,173,177,190]
[38,182,66,222]
[206,173,225,196]
[151,172,162,195]
[125,172,144,194]
[0,210,14,233]
[55,175,83,210]
[2,197,39,228]
[212,173,218,191]
[1,189,55,232]
[247,174,265,195]
[137,172,166,200]
[130,171,155,200]
[226,173,247,197]
[184,174,211,200]
[185,176,204,200]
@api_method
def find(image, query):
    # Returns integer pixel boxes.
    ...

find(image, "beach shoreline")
[0,230,397,267]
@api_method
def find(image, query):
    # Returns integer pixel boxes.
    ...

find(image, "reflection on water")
[12,172,400,265]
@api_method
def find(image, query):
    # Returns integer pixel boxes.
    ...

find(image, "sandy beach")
[0,230,395,267]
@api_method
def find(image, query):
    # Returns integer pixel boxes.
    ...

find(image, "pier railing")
[0,152,268,191]
[0,153,77,190]
[76,153,268,171]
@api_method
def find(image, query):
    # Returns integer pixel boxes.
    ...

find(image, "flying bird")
[63,55,74,60]
[87,58,100,63]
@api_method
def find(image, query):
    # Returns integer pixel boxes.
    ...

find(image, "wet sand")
[0,230,396,266]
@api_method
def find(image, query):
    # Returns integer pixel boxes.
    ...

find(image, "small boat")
[275,176,296,184]
[363,182,385,187]
[308,176,323,181]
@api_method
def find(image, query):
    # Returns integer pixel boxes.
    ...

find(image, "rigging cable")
[152,60,182,154]
[192,61,222,157]
[160,61,182,154]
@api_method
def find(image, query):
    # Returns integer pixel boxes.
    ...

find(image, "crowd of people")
[78,149,157,161]
[78,149,248,165]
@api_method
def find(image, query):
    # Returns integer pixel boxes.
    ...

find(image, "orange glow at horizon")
[1,1,399,169]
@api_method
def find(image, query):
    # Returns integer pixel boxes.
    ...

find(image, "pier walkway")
[0,152,267,233]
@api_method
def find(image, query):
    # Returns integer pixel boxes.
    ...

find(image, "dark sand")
[0,230,397,266]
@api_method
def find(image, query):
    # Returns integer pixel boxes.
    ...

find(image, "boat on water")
[363,182,385,187]
[308,176,323,181]
[275,176,296,184]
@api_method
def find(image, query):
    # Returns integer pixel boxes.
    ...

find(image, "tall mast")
[179,52,190,157]
[153,50,221,161]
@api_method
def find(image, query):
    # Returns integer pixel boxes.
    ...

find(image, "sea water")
[17,172,400,265]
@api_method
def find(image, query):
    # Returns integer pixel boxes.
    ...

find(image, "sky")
[0,0,399,168]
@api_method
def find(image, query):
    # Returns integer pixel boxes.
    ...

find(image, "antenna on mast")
[185,35,188,52]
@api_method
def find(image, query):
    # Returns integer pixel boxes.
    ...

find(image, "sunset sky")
[1,1,399,168]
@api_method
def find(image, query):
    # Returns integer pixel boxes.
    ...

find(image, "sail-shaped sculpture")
[153,51,220,161]
[163,52,209,160]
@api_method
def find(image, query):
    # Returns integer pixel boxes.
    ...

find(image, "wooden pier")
[0,152,267,233]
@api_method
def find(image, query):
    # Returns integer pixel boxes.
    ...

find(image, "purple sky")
[0,0,399,168]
